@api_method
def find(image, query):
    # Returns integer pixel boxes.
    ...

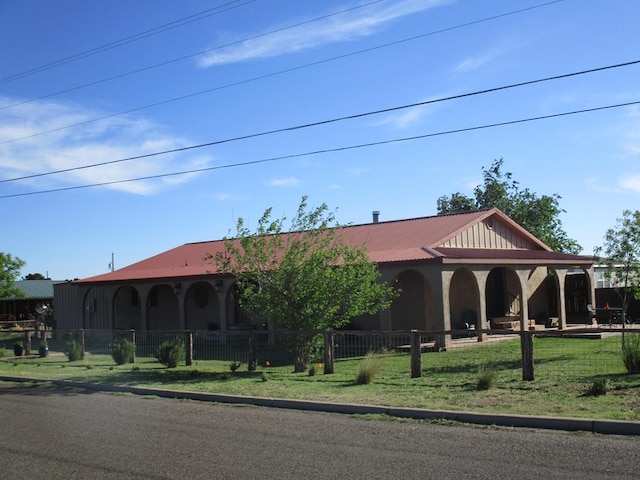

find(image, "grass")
[1,335,639,421]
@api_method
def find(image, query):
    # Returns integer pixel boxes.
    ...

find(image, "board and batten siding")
[440,218,536,249]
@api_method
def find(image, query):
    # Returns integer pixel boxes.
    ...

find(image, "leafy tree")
[24,273,47,280]
[0,252,26,299]
[437,159,581,253]
[594,210,640,322]
[216,196,397,372]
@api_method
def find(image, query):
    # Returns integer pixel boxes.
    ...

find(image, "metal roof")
[7,280,59,300]
[76,209,593,284]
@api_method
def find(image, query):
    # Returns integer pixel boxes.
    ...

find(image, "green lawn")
[1,335,639,421]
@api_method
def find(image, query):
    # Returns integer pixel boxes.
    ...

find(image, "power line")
[0,0,568,143]
[2,99,637,199]
[0,0,389,110]
[0,0,256,85]
[2,59,638,184]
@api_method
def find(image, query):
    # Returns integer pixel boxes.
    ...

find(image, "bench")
[490,316,542,331]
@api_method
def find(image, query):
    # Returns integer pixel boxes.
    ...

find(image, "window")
[595,270,611,289]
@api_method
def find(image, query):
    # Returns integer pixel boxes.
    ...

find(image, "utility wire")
[2,100,637,199]
[0,0,567,141]
[0,0,255,85]
[1,58,638,184]
[0,0,389,110]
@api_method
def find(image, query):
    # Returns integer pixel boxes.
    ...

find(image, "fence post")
[410,330,421,378]
[185,331,193,366]
[521,331,534,381]
[24,330,31,355]
[80,330,85,355]
[324,330,334,374]
[248,332,257,371]
[130,330,136,363]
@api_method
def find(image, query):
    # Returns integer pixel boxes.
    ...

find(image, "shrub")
[155,339,185,368]
[229,361,241,372]
[476,365,496,390]
[356,351,383,385]
[65,340,84,362]
[308,364,317,377]
[587,378,610,396]
[622,333,640,374]
[111,338,136,365]
[261,371,269,382]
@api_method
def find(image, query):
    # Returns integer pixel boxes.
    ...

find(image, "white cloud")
[452,53,494,74]
[451,37,525,75]
[268,176,299,187]
[374,92,450,129]
[198,0,451,67]
[619,174,640,193]
[375,103,436,129]
[347,167,369,176]
[0,97,212,195]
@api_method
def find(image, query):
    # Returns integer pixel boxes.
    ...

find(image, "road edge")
[1,375,638,436]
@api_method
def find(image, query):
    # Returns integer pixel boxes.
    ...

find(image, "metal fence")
[7,326,638,381]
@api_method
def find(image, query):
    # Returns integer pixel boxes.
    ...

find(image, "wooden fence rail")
[3,327,637,381]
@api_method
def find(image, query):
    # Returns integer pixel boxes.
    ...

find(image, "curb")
[2,375,639,435]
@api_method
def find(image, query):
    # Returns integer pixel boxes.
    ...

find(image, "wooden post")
[24,330,31,356]
[80,330,85,356]
[130,330,136,363]
[521,331,534,381]
[410,330,421,378]
[186,331,193,366]
[323,330,334,375]
[248,332,257,371]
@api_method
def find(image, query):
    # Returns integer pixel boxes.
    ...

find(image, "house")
[54,208,595,346]
[0,279,57,326]
[593,264,640,321]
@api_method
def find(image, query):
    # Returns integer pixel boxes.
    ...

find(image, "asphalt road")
[1,382,639,480]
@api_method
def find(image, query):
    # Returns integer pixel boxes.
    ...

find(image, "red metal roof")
[76,209,591,284]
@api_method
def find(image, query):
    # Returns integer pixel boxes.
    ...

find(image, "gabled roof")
[76,208,592,284]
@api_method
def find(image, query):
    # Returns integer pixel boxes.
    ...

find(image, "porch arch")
[563,268,593,325]
[485,267,523,322]
[226,283,253,328]
[390,269,434,330]
[146,284,179,330]
[185,282,220,330]
[113,285,143,330]
[449,268,480,330]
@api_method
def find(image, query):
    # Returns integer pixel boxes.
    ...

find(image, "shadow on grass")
[0,381,98,397]
[62,368,267,387]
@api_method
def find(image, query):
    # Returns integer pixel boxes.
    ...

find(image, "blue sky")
[1,0,638,280]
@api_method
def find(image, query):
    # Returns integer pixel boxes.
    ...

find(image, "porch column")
[515,269,530,331]
[378,271,395,330]
[176,291,186,330]
[471,269,489,342]
[439,269,455,349]
[586,266,596,324]
[217,286,228,332]
[555,269,568,330]
[136,285,151,331]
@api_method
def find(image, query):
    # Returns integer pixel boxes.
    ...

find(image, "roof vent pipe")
[372,211,380,223]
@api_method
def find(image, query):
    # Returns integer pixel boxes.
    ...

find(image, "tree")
[437,158,581,253]
[24,273,47,280]
[0,252,26,299]
[594,210,640,322]
[216,196,397,372]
